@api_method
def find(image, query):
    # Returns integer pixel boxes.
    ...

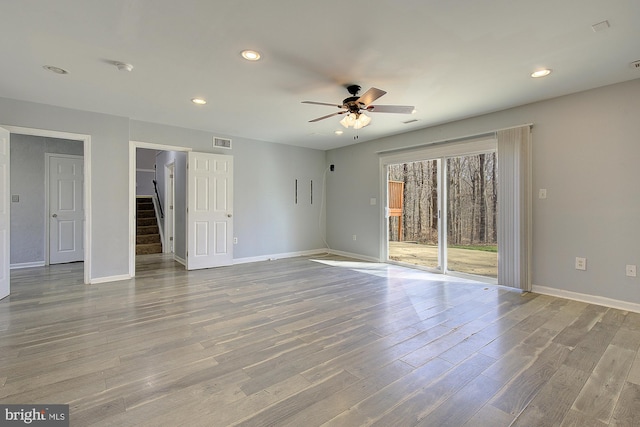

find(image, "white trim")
[130,141,191,278]
[164,161,175,254]
[379,137,497,165]
[174,255,186,266]
[89,274,131,284]
[233,248,330,265]
[532,285,640,314]
[136,168,155,173]
[3,125,92,285]
[10,261,45,269]
[326,249,380,263]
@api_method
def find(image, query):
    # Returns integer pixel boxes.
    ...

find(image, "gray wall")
[130,121,328,260]
[0,99,326,280]
[136,148,159,196]
[326,78,640,305]
[10,135,84,265]
[0,98,130,279]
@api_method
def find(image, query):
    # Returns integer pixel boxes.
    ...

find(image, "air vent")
[631,60,640,70]
[403,119,418,124]
[213,137,232,149]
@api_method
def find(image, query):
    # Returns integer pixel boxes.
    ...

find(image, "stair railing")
[152,179,164,218]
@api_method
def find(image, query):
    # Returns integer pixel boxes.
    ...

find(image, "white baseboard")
[90,274,131,284]
[174,255,186,266]
[10,261,46,270]
[233,248,328,265]
[326,249,381,263]
[532,285,640,314]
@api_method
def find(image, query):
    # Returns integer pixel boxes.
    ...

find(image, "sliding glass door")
[387,159,441,271]
[386,146,498,280]
[445,153,498,278]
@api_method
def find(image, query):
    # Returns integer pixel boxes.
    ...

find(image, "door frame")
[129,141,191,278]
[379,137,497,281]
[3,125,91,285]
[45,153,84,265]
[164,162,175,254]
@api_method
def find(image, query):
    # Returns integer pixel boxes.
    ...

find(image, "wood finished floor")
[2,254,640,426]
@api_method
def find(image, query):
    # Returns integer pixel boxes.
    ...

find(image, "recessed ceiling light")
[241,50,261,61]
[334,130,344,135]
[531,69,552,78]
[43,65,69,75]
[191,98,207,105]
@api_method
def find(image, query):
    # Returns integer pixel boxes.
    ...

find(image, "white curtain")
[497,125,532,291]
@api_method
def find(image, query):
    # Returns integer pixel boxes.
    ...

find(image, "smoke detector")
[115,62,134,72]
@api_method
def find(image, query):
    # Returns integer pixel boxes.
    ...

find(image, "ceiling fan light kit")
[340,112,371,129]
[303,84,414,129]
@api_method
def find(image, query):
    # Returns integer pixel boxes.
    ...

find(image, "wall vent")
[213,137,232,149]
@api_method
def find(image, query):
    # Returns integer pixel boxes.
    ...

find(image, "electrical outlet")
[626,265,637,277]
[538,189,547,199]
[575,257,587,271]
[352,235,357,241]
[233,237,238,244]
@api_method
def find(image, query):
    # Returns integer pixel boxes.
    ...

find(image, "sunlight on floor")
[310,258,484,284]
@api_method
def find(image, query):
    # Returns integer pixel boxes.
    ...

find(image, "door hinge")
[170,205,173,209]
[169,236,173,241]
[170,174,174,178]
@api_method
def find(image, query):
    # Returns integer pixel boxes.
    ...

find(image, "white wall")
[10,135,83,265]
[325,78,640,305]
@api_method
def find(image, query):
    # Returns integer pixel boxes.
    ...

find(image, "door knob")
[52,213,58,218]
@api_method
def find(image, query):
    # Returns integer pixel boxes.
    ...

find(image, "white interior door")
[187,152,233,270]
[0,127,9,300]
[49,154,84,264]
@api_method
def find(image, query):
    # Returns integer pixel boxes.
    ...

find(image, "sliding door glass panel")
[387,160,440,270]
[445,152,498,278]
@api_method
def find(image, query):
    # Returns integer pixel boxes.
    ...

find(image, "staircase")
[136,197,162,255]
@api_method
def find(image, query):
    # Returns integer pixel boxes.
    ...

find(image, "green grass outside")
[449,244,498,253]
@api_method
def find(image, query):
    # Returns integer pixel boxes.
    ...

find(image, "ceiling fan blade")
[357,87,387,106]
[302,101,344,108]
[309,111,346,122]
[366,105,415,114]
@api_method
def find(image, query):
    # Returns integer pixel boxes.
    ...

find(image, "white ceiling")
[1,1,638,150]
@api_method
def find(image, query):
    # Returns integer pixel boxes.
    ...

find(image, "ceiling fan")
[302,84,415,129]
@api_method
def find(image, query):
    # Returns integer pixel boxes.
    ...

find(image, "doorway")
[129,142,234,277]
[384,139,498,282]
[1,125,91,301]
